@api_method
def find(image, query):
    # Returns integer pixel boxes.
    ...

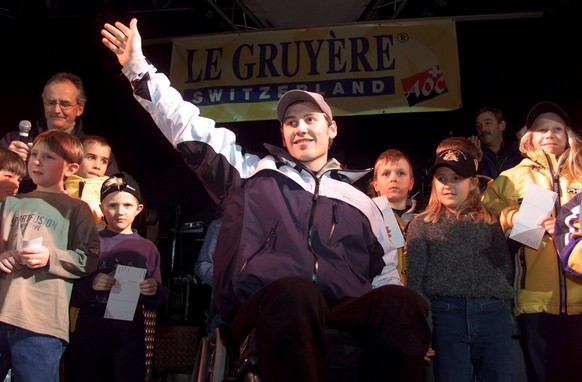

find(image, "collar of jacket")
[526,149,560,171]
[263,143,372,184]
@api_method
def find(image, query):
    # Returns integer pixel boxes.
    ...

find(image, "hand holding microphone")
[8,120,33,162]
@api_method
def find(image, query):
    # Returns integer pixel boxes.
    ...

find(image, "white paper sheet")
[372,195,405,248]
[104,265,147,321]
[509,183,557,250]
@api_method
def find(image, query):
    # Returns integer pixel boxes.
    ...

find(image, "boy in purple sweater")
[65,172,168,382]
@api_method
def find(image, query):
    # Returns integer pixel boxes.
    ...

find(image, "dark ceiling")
[0,1,557,33]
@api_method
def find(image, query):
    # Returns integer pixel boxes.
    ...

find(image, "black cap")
[428,149,476,178]
[525,102,570,129]
[100,172,142,203]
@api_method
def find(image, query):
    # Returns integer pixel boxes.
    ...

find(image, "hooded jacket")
[121,58,401,323]
[482,149,582,316]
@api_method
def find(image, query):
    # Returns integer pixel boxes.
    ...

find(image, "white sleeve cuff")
[122,57,151,81]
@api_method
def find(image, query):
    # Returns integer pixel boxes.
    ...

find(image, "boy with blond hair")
[0,130,100,382]
[65,135,113,229]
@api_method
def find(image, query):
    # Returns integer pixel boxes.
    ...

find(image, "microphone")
[18,120,33,147]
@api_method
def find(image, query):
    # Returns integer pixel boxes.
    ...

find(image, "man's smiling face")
[280,101,337,172]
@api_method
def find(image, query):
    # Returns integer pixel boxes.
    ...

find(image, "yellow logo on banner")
[169,19,461,122]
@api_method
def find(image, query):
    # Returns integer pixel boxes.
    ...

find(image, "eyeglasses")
[43,99,78,111]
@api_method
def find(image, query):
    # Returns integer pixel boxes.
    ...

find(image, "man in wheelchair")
[101,18,431,381]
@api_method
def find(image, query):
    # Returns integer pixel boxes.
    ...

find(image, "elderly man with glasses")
[0,72,119,192]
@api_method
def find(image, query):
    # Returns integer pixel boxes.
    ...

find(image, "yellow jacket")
[482,149,582,316]
[64,174,108,230]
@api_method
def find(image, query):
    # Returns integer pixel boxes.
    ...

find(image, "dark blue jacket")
[478,141,522,180]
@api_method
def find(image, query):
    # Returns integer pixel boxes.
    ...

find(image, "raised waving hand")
[101,18,144,67]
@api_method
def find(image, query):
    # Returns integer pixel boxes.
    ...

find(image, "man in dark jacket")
[469,106,522,181]
[101,18,430,382]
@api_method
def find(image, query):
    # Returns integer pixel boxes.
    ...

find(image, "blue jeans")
[0,323,65,382]
[430,297,511,382]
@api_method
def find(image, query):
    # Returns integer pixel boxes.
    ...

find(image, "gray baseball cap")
[276,90,333,122]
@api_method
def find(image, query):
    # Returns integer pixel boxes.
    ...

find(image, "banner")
[169,19,461,122]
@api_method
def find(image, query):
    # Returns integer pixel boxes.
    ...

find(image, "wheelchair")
[191,323,363,382]
[191,324,260,382]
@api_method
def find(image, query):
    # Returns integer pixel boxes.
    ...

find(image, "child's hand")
[0,250,22,273]
[92,273,116,291]
[20,245,49,269]
[539,216,556,236]
[139,278,158,296]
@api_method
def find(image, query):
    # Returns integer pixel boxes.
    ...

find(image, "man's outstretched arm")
[99,17,258,203]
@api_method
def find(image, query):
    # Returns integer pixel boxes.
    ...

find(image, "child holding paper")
[407,147,514,382]
[482,102,582,382]
[369,149,440,381]
[65,172,168,382]
[0,131,99,382]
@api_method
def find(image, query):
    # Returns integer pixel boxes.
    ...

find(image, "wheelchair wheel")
[192,336,209,382]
